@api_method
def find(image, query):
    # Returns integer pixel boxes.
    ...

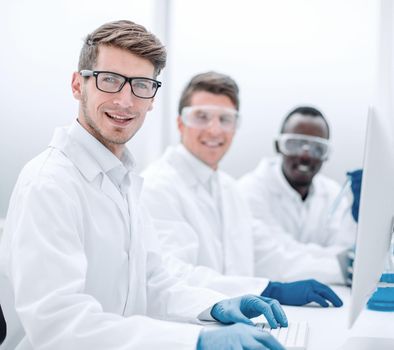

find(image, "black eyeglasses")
[80,70,162,99]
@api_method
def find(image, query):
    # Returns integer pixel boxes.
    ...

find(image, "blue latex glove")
[346,169,363,222]
[197,323,286,350]
[261,279,343,307]
[211,294,288,329]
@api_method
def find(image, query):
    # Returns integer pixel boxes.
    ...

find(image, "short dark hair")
[280,106,330,138]
[178,71,240,114]
[78,20,166,77]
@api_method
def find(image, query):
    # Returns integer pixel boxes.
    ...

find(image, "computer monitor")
[348,106,394,329]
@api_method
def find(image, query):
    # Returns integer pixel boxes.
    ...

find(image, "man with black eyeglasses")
[0,19,298,350]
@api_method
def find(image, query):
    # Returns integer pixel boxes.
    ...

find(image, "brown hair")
[78,20,166,77]
[178,71,240,114]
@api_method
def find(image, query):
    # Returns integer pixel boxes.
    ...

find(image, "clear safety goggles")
[181,105,239,132]
[276,133,331,160]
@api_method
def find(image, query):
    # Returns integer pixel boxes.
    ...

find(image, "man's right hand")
[197,323,286,350]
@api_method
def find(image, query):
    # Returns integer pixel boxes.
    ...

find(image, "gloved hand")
[197,323,286,350]
[346,169,363,222]
[211,294,288,329]
[261,279,343,307]
[337,247,355,286]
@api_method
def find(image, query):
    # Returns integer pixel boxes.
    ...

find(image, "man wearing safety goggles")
[239,106,357,253]
[141,72,347,315]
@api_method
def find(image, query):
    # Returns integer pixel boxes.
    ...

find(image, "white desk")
[1,284,393,349]
[278,286,394,349]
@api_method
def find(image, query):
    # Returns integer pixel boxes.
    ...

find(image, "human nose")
[206,116,223,134]
[112,82,135,108]
[299,145,313,161]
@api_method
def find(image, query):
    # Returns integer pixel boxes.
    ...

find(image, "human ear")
[71,72,83,100]
[177,115,185,132]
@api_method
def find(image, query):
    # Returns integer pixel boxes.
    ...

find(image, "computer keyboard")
[255,321,309,350]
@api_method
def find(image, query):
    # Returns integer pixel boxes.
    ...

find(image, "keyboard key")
[255,321,309,350]
[277,326,288,344]
[286,321,298,346]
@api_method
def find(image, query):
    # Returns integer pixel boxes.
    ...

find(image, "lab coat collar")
[273,157,316,201]
[49,120,135,182]
[49,121,143,219]
[70,120,136,174]
[170,144,218,189]
[49,121,142,200]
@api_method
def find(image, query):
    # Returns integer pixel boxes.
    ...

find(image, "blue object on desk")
[380,273,394,283]
[367,273,394,311]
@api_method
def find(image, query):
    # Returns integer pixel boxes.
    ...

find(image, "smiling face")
[178,91,236,170]
[71,45,155,158]
[279,113,329,197]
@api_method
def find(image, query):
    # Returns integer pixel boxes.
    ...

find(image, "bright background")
[0,0,384,218]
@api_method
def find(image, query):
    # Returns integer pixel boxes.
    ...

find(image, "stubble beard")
[80,91,135,147]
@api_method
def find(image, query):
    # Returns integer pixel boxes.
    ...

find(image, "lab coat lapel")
[192,182,221,229]
[219,176,229,231]
[100,175,130,225]
[126,173,144,250]
[50,126,130,221]
[124,174,148,315]
[197,184,217,210]
[166,146,221,225]
[219,174,255,275]
[128,173,143,204]
[219,175,235,254]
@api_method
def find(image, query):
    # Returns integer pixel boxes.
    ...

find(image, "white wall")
[166,0,378,181]
[0,0,380,218]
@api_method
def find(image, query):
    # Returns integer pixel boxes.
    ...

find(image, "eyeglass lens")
[96,72,158,98]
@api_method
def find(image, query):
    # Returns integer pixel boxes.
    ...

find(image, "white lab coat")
[0,123,226,350]
[238,157,357,248]
[141,145,267,296]
[141,145,346,288]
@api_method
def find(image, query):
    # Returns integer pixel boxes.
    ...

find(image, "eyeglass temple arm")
[80,70,94,77]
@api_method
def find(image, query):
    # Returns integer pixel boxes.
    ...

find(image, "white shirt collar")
[68,120,135,191]
[176,144,217,189]
[174,144,222,214]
